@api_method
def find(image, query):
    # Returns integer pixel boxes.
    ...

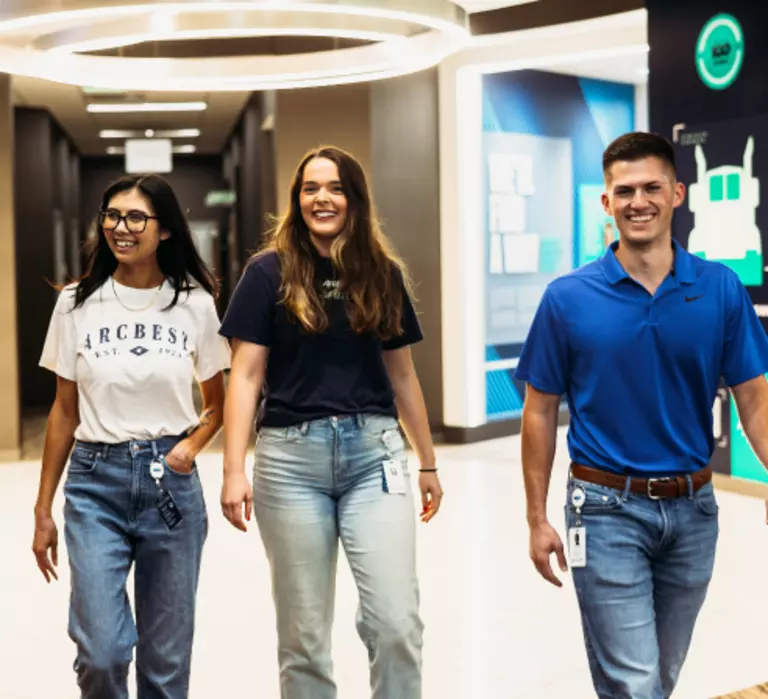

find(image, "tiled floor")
[2,428,767,698]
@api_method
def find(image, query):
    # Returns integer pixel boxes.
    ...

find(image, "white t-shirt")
[39,278,231,444]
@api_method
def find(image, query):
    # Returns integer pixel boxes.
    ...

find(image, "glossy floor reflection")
[2,429,767,698]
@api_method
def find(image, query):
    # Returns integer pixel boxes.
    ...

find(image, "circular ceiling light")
[0,1,470,91]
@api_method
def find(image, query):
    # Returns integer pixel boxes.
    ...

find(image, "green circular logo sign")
[695,13,744,90]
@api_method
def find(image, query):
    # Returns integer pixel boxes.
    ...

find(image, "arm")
[220,339,268,531]
[521,384,568,587]
[33,376,80,582]
[382,347,443,522]
[166,372,226,472]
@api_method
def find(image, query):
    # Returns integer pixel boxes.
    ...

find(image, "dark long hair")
[260,145,413,340]
[73,174,218,309]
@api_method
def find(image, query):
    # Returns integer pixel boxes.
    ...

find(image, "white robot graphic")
[687,136,762,286]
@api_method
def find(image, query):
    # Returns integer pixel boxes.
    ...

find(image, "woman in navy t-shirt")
[219,145,442,698]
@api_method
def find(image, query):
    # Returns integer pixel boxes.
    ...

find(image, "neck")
[614,234,674,291]
[113,261,165,289]
[309,234,333,258]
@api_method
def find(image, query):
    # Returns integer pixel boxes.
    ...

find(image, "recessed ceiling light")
[87,102,207,113]
[99,128,202,139]
[106,143,197,155]
[145,128,154,137]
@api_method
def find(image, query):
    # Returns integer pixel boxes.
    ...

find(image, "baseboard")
[0,447,22,463]
[713,472,768,500]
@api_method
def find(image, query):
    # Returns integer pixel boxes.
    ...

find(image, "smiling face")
[299,157,348,253]
[101,188,169,265]
[602,156,686,248]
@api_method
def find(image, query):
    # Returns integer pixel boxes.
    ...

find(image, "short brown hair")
[603,132,677,178]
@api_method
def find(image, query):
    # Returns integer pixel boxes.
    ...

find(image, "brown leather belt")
[570,463,713,499]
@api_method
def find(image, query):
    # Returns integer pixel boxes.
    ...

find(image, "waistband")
[260,413,396,436]
[74,434,184,461]
[570,462,713,499]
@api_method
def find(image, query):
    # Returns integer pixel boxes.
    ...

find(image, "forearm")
[183,405,224,456]
[35,404,79,516]
[521,407,559,527]
[223,372,261,475]
[393,373,436,468]
[740,400,768,469]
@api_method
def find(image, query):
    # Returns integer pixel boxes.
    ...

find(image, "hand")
[529,521,568,588]
[32,513,59,583]
[165,441,195,474]
[221,470,253,532]
[418,470,443,523]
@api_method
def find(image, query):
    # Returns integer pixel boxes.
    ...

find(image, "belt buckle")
[646,477,671,500]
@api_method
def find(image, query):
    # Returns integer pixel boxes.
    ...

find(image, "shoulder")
[542,261,603,307]
[246,250,281,279]
[690,256,746,299]
[53,282,83,314]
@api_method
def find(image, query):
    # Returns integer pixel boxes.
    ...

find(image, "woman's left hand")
[165,441,196,474]
[418,470,444,523]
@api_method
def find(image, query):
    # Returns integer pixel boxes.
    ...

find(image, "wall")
[480,70,635,424]
[14,108,57,411]
[370,69,443,429]
[275,83,371,215]
[648,0,768,484]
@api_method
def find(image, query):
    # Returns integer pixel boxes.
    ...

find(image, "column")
[0,73,21,459]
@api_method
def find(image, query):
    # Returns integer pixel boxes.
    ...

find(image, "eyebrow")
[302,179,343,186]
[613,180,663,190]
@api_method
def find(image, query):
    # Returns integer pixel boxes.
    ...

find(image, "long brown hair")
[260,145,414,340]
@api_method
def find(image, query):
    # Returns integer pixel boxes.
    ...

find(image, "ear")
[673,181,686,209]
[601,191,612,217]
[159,230,171,241]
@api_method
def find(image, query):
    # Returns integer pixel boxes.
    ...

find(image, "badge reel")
[150,457,183,530]
[569,487,587,568]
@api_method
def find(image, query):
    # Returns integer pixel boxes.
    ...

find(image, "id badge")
[382,459,407,495]
[158,490,184,530]
[568,527,586,568]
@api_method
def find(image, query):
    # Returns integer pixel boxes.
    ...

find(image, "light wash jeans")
[564,473,719,698]
[63,436,208,699]
[253,414,423,699]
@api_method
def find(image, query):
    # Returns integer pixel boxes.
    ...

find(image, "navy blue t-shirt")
[219,250,423,427]
[514,240,768,476]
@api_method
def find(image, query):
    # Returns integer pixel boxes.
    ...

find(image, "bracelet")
[419,468,438,472]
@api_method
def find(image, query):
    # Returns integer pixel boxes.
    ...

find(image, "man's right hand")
[529,521,568,587]
[32,512,59,583]
[221,470,253,532]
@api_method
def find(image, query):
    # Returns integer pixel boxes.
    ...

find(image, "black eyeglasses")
[99,209,158,234]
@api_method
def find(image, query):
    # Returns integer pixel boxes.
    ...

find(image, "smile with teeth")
[627,213,655,223]
[115,239,138,249]
[313,210,337,220]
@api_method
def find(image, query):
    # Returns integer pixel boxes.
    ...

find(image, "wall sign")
[695,13,744,91]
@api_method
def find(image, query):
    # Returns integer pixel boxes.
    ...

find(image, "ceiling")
[4,0,646,159]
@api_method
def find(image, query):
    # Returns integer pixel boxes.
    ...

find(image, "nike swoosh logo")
[685,295,703,302]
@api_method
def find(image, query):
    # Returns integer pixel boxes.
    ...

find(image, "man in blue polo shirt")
[515,131,768,699]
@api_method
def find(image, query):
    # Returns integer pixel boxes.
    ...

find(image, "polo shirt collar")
[601,239,696,286]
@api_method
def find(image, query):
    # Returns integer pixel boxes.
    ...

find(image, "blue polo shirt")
[515,240,768,475]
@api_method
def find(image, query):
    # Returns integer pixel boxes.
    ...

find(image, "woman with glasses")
[219,146,443,699]
[32,173,230,699]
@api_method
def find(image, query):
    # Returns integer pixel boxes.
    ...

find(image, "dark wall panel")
[370,69,444,428]
[15,108,56,410]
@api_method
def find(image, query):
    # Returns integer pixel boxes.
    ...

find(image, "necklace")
[111,277,164,312]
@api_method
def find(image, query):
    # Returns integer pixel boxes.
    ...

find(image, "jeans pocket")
[566,479,623,515]
[68,447,98,475]
[163,456,197,477]
[693,483,719,516]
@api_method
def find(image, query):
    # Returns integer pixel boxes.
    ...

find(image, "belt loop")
[300,422,309,436]
[621,475,632,502]
[685,474,694,499]
[150,440,159,460]
[101,443,109,460]
[356,414,365,429]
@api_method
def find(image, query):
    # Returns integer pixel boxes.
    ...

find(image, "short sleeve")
[194,293,232,381]
[513,285,570,396]
[721,273,768,386]
[382,274,423,351]
[219,256,277,346]
[39,286,78,381]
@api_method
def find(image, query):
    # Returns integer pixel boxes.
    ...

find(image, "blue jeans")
[253,414,423,699]
[63,437,208,699]
[564,473,719,699]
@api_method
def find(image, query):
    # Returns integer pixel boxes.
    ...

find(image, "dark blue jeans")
[63,437,208,699]
[565,473,719,699]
